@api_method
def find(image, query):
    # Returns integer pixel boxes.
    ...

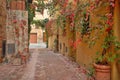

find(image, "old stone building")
[5,0,29,64]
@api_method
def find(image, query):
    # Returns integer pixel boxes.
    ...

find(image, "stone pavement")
[0,48,94,80]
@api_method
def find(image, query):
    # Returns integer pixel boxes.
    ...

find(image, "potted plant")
[76,0,120,80]
[87,0,120,80]
[93,33,120,80]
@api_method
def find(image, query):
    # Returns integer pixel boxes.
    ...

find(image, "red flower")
[73,42,77,49]
[106,27,112,32]
[95,0,100,5]
[76,38,82,43]
[69,40,74,47]
[109,21,113,27]
[106,20,113,27]
[21,20,27,26]
[70,22,74,27]
[90,4,95,11]
[69,39,81,49]
[110,2,115,7]
[106,13,113,19]
[13,19,17,24]
[106,20,110,25]
[20,23,24,30]
[20,23,24,27]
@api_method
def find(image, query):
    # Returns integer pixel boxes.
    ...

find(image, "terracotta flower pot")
[93,63,111,80]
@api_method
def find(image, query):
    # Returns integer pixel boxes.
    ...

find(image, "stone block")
[10,1,25,10]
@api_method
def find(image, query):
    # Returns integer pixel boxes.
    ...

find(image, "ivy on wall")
[26,1,35,45]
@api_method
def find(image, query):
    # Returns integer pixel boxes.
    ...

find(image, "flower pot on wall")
[93,63,111,80]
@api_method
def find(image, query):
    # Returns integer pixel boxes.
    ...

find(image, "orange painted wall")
[48,20,58,50]
[59,27,69,56]
[58,18,76,60]
[76,1,120,80]
[112,0,120,80]
[76,2,109,67]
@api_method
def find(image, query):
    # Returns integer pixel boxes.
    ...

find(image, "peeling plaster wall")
[6,10,29,63]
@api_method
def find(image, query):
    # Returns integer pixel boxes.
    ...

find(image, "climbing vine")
[26,2,35,45]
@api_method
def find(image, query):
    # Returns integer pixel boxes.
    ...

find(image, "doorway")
[30,33,37,43]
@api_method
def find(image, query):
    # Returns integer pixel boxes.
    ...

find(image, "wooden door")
[30,33,37,43]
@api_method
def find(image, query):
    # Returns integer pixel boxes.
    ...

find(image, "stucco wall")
[47,20,58,51]
[112,0,120,80]
[58,17,74,57]
[76,1,109,67]
[48,35,56,50]
[59,28,69,56]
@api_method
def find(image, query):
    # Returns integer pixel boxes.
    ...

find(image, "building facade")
[3,0,29,64]
[30,24,43,43]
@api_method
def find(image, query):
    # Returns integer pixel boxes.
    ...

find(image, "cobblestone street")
[0,44,90,80]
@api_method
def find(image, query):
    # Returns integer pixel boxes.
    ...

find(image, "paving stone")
[0,46,94,80]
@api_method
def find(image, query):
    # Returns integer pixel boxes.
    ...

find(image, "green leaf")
[102,45,108,49]
[96,51,100,55]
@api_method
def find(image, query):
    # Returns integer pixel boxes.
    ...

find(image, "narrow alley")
[0,0,120,80]
[0,43,89,80]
